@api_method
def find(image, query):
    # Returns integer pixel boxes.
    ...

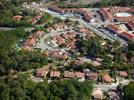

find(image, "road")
[42,8,114,40]
[41,8,127,45]
[0,27,34,32]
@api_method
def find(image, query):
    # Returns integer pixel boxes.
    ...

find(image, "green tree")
[124,82,134,100]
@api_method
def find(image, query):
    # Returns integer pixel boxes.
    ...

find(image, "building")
[102,74,112,83]
[54,35,65,45]
[87,72,99,80]
[13,15,23,20]
[119,71,128,78]
[91,61,101,67]
[100,8,113,21]
[64,71,75,78]
[92,88,103,100]
[36,69,48,79]
[22,30,44,51]
[50,71,61,78]
[50,50,69,60]
[119,32,134,40]
[107,24,123,34]
[75,72,84,79]
[22,45,32,51]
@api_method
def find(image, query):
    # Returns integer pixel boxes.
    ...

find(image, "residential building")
[50,71,61,78]
[36,69,48,79]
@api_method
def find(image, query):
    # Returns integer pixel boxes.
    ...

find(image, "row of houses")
[115,16,134,22]
[53,28,94,50]
[107,24,134,40]
[92,88,120,100]
[99,8,113,21]
[43,49,69,60]
[13,15,42,25]
[48,7,94,22]
[30,15,41,25]
[47,22,68,33]
[13,15,23,21]
[71,8,94,22]
[110,6,134,14]
[99,7,134,22]
[22,30,44,51]
[35,68,128,83]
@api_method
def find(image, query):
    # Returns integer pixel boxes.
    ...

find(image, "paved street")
[40,8,127,45]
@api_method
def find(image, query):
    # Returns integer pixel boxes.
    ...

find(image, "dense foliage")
[124,82,134,100]
[0,0,41,27]
[0,76,93,100]
[0,29,48,75]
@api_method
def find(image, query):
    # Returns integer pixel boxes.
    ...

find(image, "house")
[96,58,103,62]
[86,30,95,38]
[50,51,60,59]
[127,22,134,30]
[66,40,77,50]
[110,7,131,14]
[13,15,23,20]
[22,30,44,51]
[87,72,99,80]
[50,71,61,78]
[107,24,123,34]
[102,74,112,83]
[119,71,128,78]
[108,91,120,100]
[36,69,48,79]
[31,15,41,24]
[22,45,32,51]
[61,52,69,60]
[50,50,69,60]
[78,27,86,33]
[115,16,134,22]
[99,8,112,21]
[75,72,84,79]
[34,30,44,38]
[54,35,65,45]
[92,61,101,67]
[92,88,103,100]
[24,38,36,46]
[64,71,75,78]
[63,32,77,39]
[119,31,134,40]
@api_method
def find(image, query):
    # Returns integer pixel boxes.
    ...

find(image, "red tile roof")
[115,16,134,22]
[119,32,134,40]
[36,69,48,77]
[100,8,112,21]
[107,24,123,34]
[22,45,32,51]
[13,15,23,20]
[119,71,128,77]
[103,74,112,83]
[75,72,84,79]
[55,35,65,45]
[88,72,98,80]
[50,71,61,78]
[64,71,75,78]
